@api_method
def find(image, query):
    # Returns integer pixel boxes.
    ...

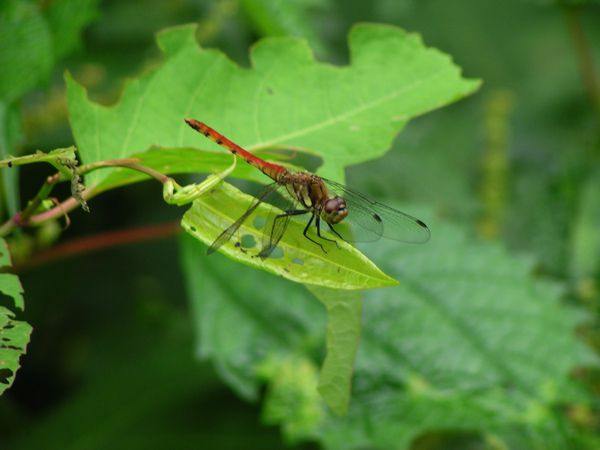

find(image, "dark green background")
[1,0,599,448]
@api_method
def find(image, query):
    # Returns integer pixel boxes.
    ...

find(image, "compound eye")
[323,197,348,224]
[324,197,345,214]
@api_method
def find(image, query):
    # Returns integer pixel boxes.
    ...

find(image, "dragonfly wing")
[328,198,384,243]
[256,195,295,258]
[323,178,431,244]
[207,182,280,254]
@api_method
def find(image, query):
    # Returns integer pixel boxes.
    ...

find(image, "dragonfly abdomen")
[185,118,286,181]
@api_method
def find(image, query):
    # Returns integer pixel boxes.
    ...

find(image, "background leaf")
[181,202,597,448]
[314,209,596,448]
[179,232,327,400]
[0,0,53,104]
[240,0,329,56]
[45,0,101,61]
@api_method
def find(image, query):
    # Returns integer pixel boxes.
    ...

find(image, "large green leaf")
[0,239,32,396]
[67,22,479,186]
[181,204,597,448]
[314,211,598,449]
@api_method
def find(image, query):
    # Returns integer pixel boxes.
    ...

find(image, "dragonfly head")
[323,196,348,224]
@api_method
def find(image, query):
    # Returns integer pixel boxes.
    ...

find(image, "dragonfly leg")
[258,209,308,258]
[326,222,348,244]
[315,215,340,249]
[302,213,327,253]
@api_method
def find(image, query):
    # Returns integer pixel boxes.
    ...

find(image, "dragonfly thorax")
[281,172,349,224]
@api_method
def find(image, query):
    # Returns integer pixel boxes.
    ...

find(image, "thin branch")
[14,172,61,224]
[76,158,171,184]
[0,158,176,236]
[27,187,95,225]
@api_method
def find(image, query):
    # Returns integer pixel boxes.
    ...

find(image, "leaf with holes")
[0,239,32,396]
[181,181,397,289]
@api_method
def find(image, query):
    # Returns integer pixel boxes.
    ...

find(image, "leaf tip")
[317,383,349,416]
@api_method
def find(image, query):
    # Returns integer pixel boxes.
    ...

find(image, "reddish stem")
[13,221,181,273]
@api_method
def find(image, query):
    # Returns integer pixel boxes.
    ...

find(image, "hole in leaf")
[240,234,256,249]
[268,246,284,259]
[190,226,197,232]
[1,345,18,351]
[253,216,267,230]
[292,258,304,265]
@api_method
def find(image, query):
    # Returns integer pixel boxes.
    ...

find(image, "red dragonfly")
[185,118,430,258]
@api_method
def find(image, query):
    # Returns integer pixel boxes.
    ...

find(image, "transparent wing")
[207,182,281,254]
[322,178,431,244]
[257,195,297,258]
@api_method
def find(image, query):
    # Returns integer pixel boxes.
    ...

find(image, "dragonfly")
[185,118,430,258]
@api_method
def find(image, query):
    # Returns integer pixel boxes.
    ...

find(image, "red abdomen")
[185,118,285,181]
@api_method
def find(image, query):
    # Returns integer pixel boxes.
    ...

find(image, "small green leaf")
[0,238,32,396]
[181,181,397,289]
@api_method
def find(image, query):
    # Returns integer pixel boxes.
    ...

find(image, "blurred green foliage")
[0,0,599,449]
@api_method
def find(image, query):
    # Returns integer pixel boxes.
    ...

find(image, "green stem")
[563,5,600,117]
[19,172,61,223]
[0,147,78,178]
[75,158,171,184]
